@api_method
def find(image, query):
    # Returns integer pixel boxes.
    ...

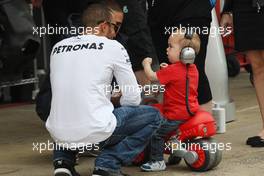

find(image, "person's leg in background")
[116,0,158,86]
[134,70,151,86]
[94,105,161,175]
[246,50,264,141]
[193,21,213,113]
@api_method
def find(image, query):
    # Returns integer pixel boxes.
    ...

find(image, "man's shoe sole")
[54,168,72,176]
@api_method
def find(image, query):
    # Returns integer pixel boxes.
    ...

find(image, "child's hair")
[173,28,201,54]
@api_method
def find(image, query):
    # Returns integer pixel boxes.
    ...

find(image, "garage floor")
[1,71,264,176]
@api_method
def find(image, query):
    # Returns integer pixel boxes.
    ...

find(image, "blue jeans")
[95,105,162,172]
[53,105,162,172]
[148,118,183,161]
[53,144,78,165]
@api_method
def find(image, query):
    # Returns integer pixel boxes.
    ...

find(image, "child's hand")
[160,63,168,69]
[142,57,153,67]
[142,57,158,82]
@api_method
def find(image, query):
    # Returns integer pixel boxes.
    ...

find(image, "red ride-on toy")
[164,110,222,172]
[134,103,222,172]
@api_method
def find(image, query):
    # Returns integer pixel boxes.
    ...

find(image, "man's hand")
[111,90,122,107]
[220,13,233,37]
[142,57,153,67]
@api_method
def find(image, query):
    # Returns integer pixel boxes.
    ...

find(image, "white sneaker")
[140,160,166,172]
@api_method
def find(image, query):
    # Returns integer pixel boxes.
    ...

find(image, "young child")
[140,28,201,172]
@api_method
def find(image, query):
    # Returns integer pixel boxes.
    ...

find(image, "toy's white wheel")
[207,138,222,169]
[185,138,221,172]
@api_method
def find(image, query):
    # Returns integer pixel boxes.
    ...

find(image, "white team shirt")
[46,35,141,148]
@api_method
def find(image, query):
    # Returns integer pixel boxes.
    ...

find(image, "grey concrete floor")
[1,71,264,176]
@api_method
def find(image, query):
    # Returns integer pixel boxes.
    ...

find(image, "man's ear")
[98,22,108,35]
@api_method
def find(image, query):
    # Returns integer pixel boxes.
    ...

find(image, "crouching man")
[45,3,162,176]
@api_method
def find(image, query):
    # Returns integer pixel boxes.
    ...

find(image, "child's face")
[166,35,181,63]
